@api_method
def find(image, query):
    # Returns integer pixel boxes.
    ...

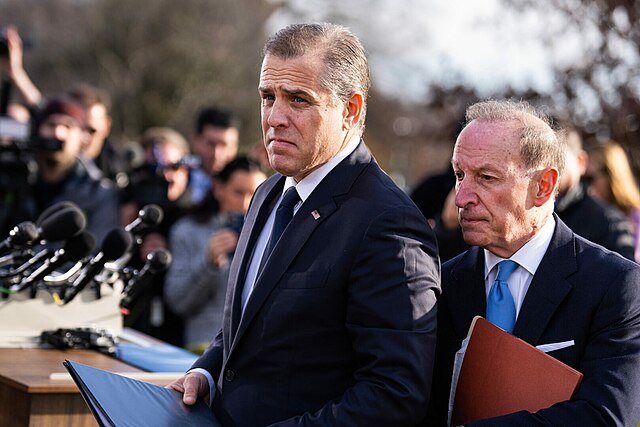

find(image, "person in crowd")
[168,23,440,426]
[426,99,640,426]
[11,96,119,246]
[0,25,42,111]
[188,106,240,205]
[586,140,640,263]
[165,156,267,354]
[68,83,130,190]
[411,121,468,262]
[121,126,195,346]
[554,124,635,260]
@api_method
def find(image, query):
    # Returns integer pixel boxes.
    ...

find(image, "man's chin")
[460,228,487,247]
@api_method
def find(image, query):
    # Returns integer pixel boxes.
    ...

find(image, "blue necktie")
[487,260,519,333]
[262,186,300,265]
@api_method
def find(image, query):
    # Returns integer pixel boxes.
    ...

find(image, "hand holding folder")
[63,359,220,427]
[450,316,583,426]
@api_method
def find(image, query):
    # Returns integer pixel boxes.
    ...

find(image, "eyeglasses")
[159,162,184,172]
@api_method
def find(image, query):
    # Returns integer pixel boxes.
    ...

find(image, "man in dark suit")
[425,99,640,426]
[169,23,440,426]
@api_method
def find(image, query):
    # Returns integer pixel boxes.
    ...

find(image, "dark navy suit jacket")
[193,142,441,426]
[426,215,640,426]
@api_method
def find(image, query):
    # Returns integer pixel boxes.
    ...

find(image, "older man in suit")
[425,99,640,426]
[169,23,440,426]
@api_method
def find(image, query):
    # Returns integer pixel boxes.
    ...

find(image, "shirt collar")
[283,137,361,201]
[484,215,556,279]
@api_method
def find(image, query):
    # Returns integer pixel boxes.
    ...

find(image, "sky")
[266,0,604,106]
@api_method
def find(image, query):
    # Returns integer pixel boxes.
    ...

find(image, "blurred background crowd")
[2,0,640,351]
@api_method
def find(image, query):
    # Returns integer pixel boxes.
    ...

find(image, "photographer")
[120,127,195,346]
[2,96,119,246]
[164,156,266,354]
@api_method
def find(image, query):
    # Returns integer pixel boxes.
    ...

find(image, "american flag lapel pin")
[311,210,321,220]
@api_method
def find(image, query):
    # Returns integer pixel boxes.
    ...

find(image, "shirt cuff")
[189,367,216,406]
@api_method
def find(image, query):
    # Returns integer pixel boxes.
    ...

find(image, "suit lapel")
[513,217,577,344]
[230,141,372,352]
[446,247,487,340]
[228,176,284,340]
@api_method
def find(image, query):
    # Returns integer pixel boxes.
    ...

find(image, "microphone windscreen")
[64,231,96,261]
[36,201,79,226]
[100,228,133,261]
[38,207,87,242]
[140,204,164,227]
[148,248,172,273]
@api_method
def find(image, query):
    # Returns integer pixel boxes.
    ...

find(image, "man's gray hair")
[466,99,565,177]
[263,23,370,134]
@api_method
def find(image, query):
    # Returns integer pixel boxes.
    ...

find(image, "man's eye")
[261,94,274,103]
[292,96,306,103]
[480,175,495,182]
[454,172,464,181]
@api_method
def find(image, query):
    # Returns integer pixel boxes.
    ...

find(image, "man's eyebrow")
[282,87,313,98]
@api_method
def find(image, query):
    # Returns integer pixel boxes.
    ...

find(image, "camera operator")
[13,96,120,246]
[120,126,196,346]
[164,156,266,354]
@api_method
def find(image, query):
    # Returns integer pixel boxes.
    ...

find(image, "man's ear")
[533,167,559,207]
[343,93,363,130]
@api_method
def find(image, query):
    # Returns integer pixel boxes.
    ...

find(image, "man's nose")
[267,99,288,128]
[455,179,476,208]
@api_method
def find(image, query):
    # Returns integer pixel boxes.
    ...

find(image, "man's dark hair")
[195,106,240,134]
[216,155,263,184]
[68,83,111,111]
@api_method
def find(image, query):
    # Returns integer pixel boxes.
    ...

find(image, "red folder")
[451,316,583,425]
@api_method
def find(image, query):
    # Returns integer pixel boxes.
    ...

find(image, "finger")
[166,379,185,393]
[182,375,202,405]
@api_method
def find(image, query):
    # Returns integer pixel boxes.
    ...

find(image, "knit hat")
[36,96,87,129]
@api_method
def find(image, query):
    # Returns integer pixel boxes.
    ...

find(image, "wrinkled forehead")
[453,119,522,164]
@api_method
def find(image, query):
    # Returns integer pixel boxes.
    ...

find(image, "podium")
[0,348,178,426]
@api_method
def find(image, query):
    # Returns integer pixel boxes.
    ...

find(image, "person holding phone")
[165,156,266,354]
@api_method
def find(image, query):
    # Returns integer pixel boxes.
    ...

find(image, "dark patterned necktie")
[261,186,300,266]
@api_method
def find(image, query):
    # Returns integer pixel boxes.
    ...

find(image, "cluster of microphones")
[0,202,172,315]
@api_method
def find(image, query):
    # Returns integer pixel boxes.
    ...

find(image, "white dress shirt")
[484,216,556,318]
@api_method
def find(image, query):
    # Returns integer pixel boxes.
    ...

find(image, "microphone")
[36,206,87,243]
[0,221,38,255]
[13,230,96,292]
[36,201,80,226]
[63,228,133,304]
[0,207,88,279]
[124,204,164,236]
[120,248,172,314]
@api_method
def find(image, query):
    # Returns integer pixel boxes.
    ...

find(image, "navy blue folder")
[63,359,220,427]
